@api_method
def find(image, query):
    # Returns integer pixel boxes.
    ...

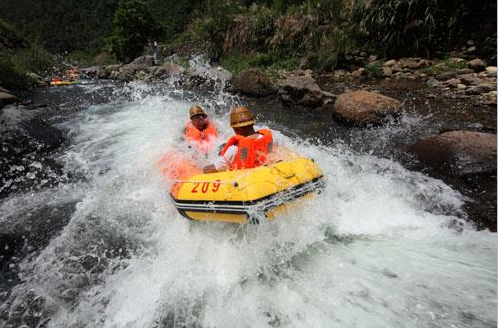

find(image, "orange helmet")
[189,105,206,118]
[230,106,254,128]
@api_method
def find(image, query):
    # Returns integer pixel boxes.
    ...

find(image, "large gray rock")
[411,131,497,176]
[153,62,184,79]
[0,92,20,107]
[27,72,47,87]
[96,65,121,79]
[232,69,276,97]
[129,55,155,67]
[333,90,402,126]
[276,73,332,107]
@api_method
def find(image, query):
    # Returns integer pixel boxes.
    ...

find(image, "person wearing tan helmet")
[203,106,282,173]
[184,105,218,153]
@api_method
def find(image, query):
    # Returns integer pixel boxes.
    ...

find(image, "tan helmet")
[230,106,254,127]
[189,105,206,118]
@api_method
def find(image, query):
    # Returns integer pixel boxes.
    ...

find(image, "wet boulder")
[129,55,155,67]
[153,62,184,79]
[96,64,121,79]
[410,131,497,176]
[0,105,63,151]
[276,73,333,107]
[0,91,20,108]
[333,90,402,126]
[232,69,276,97]
[27,72,47,87]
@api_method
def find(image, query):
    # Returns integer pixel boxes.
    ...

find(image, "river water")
[0,78,496,328]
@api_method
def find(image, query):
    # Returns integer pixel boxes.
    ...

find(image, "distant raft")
[160,153,324,223]
[50,79,79,86]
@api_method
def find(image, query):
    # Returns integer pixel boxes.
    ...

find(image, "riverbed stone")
[410,131,497,176]
[426,78,439,88]
[485,66,497,77]
[465,83,496,95]
[381,66,393,77]
[435,71,456,81]
[457,68,474,75]
[459,74,484,86]
[480,91,497,105]
[383,59,396,67]
[398,58,429,69]
[333,90,402,126]
[468,59,487,72]
[445,78,461,88]
[466,46,477,53]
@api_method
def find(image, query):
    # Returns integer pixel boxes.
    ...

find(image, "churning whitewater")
[0,81,496,328]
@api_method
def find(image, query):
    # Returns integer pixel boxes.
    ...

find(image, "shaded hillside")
[0,19,53,93]
[0,0,495,70]
[0,0,119,55]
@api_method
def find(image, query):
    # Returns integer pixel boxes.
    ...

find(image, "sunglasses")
[191,115,207,121]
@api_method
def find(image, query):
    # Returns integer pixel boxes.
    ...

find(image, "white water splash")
[0,81,495,328]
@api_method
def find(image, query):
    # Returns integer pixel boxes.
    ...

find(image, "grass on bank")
[220,52,300,75]
[0,45,54,93]
[422,56,468,76]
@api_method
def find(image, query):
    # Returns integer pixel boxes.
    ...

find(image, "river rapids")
[0,77,496,328]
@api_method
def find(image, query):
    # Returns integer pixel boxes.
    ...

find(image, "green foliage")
[0,18,54,92]
[364,61,384,78]
[0,0,119,54]
[221,53,255,74]
[0,54,31,91]
[189,0,243,58]
[314,27,354,71]
[422,56,467,75]
[361,0,436,57]
[109,0,160,63]
[0,19,29,49]
[271,0,305,14]
[221,51,299,75]
[250,7,275,51]
[11,45,54,74]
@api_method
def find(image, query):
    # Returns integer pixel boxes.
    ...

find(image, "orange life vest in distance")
[220,129,273,170]
[185,120,218,152]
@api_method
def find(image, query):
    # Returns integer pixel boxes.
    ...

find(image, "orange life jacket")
[220,129,273,170]
[185,120,218,152]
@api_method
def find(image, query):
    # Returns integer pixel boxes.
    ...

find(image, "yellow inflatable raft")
[163,155,324,223]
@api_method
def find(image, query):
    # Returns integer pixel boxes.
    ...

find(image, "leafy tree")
[109,0,160,63]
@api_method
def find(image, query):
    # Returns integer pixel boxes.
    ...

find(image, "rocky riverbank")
[1,51,496,229]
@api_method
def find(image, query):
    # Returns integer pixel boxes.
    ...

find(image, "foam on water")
[0,81,496,328]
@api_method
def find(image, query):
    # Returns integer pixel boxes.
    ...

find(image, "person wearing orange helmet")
[203,106,282,173]
[184,105,218,153]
